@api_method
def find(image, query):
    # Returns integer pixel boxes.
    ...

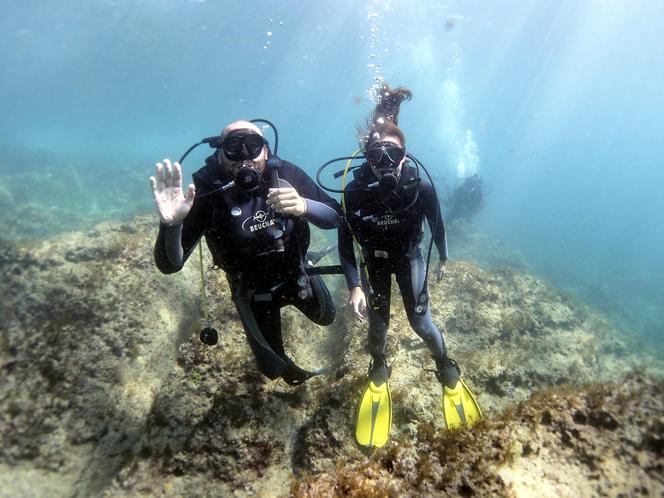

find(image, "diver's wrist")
[161,219,183,228]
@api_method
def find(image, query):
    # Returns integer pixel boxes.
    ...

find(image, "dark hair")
[362,84,412,149]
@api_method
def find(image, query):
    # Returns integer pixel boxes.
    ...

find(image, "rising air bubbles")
[262,17,283,50]
[366,2,384,83]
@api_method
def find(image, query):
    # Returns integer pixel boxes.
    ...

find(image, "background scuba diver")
[336,85,482,445]
[150,120,341,386]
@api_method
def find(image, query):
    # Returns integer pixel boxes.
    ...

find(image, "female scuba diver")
[150,119,341,386]
[325,85,482,448]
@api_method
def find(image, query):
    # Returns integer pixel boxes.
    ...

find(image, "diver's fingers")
[268,195,298,210]
[267,192,296,204]
[267,187,294,197]
[274,205,299,215]
[437,263,446,281]
[359,297,367,319]
[149,176,159,198]
[184,184,196,206]
[163,158,173,187]
[268,188,300,202]
[172,162,183,189]
[358,296,366,320]
[352,297,365,321]
[272,198,298,209]
[155,163,167,191]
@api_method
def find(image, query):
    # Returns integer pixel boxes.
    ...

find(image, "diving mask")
[365,141,406,170]
[221,131,267,161]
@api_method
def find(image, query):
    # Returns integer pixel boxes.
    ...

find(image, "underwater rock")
[292,374,664,497]
[0,215,660,497]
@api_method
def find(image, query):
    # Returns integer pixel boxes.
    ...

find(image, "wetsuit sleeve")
[303,198,341,229]
[286,162,341,229]
[421,180,448,262]
[338,222,361,289]
[154,186,210,274]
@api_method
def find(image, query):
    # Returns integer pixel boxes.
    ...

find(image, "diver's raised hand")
[349,286,367,321]
[150,159,195,225]
[266,187,307,216]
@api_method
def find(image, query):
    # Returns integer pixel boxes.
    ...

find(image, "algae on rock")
[0,215,661,497]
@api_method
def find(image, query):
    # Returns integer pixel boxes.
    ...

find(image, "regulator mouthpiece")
[378,173,398,192]
[234,165,261,191]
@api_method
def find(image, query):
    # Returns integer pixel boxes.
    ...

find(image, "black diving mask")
[365,141,406,170]
[221,131,267,161]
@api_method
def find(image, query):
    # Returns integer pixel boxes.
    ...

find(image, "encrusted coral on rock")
[292,374,664,497]
[0,215,660,497]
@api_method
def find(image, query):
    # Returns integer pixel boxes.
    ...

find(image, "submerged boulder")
[0,215,660,497]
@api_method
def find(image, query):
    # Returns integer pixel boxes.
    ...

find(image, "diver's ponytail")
[372,84,412,126]
[362,83,411,149]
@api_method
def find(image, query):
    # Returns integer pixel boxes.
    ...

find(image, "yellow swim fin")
[442,377,483,429]
[436,357,483,430]
[355,359,392,449]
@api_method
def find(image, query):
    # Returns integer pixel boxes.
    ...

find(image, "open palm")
[149,158,196,224]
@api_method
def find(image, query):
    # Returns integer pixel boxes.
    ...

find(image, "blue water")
[2,0,662,350]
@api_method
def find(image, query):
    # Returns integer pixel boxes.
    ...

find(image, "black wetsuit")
[154,160,341,385]
[339,162,449,362]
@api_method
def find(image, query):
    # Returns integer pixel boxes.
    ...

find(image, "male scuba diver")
[318,85,482,449]
[150,119,341,385]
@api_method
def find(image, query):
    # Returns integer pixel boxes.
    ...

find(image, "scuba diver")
[150,119,341,386]
[318,85,482,449]
[448,173,488,222]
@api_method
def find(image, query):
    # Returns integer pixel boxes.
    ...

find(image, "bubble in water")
[279,20,284,25]
[267,31,272,36]
[268,17,274,23]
